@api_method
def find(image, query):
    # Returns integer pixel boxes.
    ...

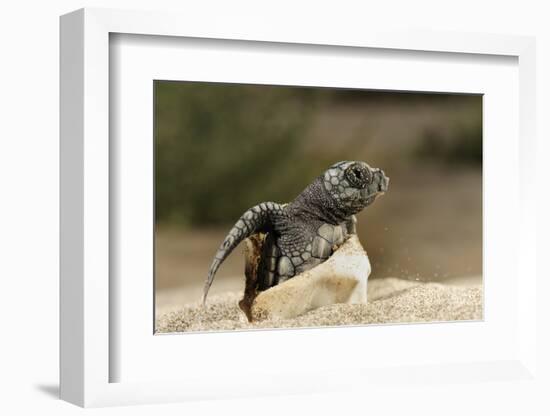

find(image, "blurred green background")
[155,81,482,301]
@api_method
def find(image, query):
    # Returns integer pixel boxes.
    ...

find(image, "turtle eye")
[345,164,369,188]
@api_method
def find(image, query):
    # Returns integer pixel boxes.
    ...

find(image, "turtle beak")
[373,169,389,194]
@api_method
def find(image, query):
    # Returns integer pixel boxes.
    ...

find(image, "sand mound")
[156,278,482,333]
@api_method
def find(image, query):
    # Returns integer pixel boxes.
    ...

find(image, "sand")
[156,277,483,333]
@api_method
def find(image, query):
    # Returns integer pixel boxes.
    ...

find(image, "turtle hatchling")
[202,160,389,318]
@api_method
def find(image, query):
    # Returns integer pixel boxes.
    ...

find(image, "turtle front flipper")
[202,202,284,305]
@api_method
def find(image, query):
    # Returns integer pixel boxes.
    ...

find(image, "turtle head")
[322,161,389,215]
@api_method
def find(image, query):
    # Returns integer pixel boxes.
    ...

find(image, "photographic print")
[154,81,483,333]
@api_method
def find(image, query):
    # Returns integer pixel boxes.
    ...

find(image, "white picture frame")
[60,7,538,408]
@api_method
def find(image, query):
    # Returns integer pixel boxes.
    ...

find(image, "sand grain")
[156,278,482,333]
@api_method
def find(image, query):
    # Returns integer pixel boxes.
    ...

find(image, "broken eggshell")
[245,235,371,321]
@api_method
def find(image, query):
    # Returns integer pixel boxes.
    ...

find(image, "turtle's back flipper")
[239,233,281,321]
[257,233,280,290]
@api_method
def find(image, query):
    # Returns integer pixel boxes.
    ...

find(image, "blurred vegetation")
[155,82,324,226]
[155,81,482,227]
[155,82,483,285]
[415,105,482,166]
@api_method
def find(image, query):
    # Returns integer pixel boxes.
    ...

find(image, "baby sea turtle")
[202,161,389,316]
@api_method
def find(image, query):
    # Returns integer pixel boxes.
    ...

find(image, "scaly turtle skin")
[202,161,389,306]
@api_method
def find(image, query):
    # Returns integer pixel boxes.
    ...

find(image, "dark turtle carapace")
[202,161,389,318]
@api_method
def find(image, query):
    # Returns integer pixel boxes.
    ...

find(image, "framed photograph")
[60,8,538,407]
[153,81,482,333]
